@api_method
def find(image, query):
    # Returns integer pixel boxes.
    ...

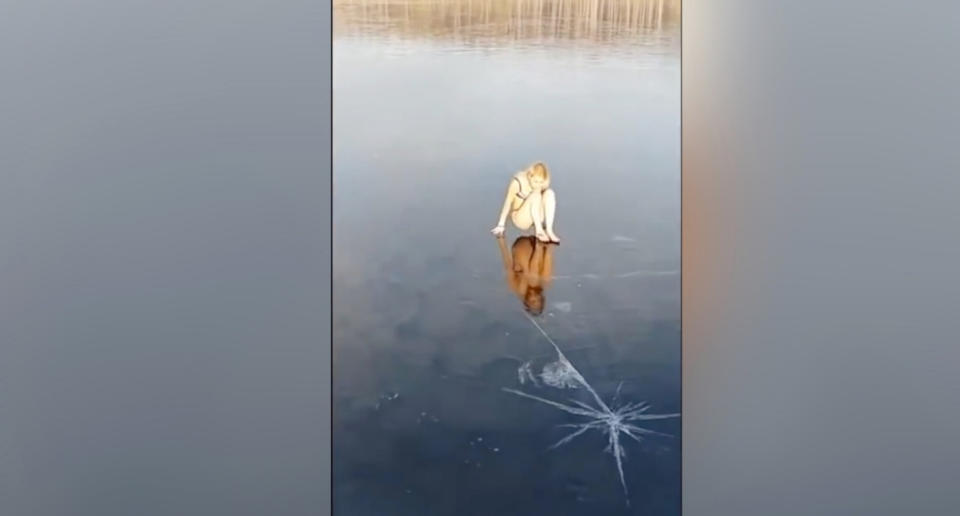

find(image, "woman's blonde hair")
[526,161,551,189]
[523,286,545,315]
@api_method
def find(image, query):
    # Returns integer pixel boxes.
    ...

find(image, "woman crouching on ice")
[490,161,560,243]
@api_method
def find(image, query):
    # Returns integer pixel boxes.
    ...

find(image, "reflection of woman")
[490,162,560,243]
[498,235,556,315]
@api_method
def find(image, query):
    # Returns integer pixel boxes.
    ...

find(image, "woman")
[497,235,555,315]
[490,162,560,243]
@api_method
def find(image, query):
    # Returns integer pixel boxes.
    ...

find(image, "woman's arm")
[541,244,555,289]
[497,235,512,270]
[491,179,519,233]
[497,236,522,293]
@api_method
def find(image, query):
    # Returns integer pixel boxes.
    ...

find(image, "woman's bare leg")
[541,243,555,285]
[510,206,533,232]
[542,188,559,243]
[511,236,534,274]
[527,190,549,242]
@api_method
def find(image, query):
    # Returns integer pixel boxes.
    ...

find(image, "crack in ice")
[550,269,679,281]
[503,313,680,505]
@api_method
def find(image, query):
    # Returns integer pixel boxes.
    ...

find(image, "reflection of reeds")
[334,0,680,43]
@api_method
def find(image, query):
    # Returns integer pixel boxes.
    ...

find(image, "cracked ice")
[504,313,679,505]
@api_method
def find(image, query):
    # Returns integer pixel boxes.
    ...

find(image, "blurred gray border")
[683,1,960,514]
[4,0,960,514]
[1,1,331,515]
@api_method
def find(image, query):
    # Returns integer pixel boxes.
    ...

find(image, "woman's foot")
[546,229,560,244]
[535,229,551,243]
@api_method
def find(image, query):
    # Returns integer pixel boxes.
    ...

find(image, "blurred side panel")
[683,1,960,514]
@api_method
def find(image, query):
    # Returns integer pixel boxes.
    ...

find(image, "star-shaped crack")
[504,314,679,505]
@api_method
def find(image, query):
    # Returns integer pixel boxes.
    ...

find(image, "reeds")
[334,0,680,43]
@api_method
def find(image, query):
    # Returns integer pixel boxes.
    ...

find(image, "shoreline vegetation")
[334,0,680,42]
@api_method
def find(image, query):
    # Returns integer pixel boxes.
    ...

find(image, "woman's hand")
[491,224,505,236]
